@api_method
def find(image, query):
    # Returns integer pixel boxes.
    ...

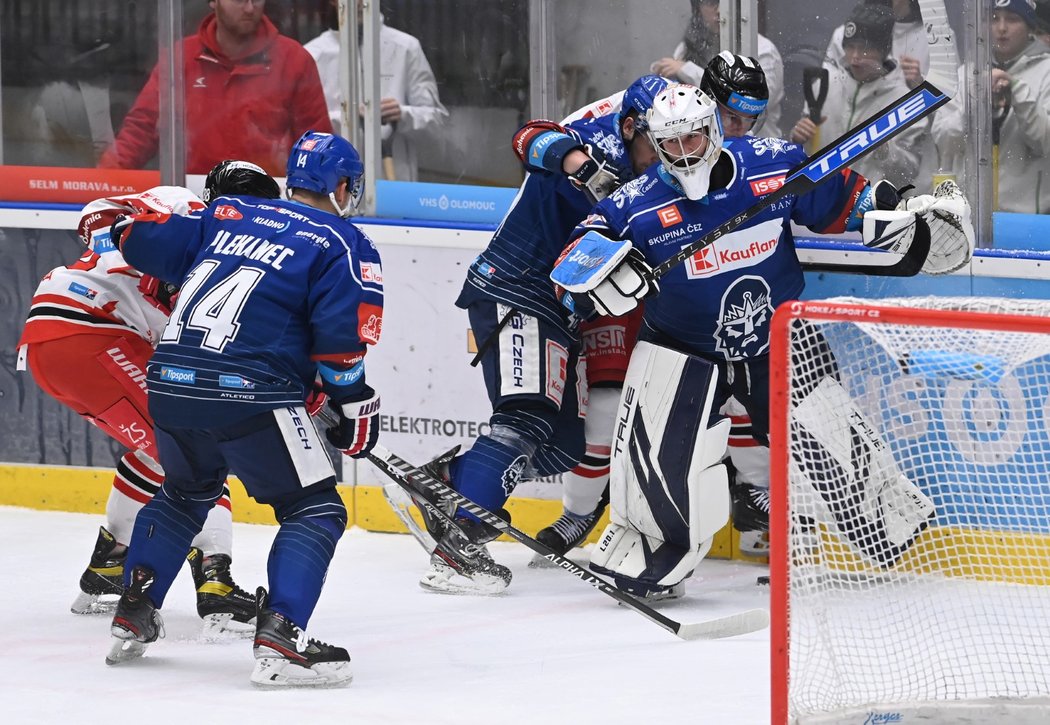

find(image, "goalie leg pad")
[589,342,731,593]
[791,376,935,567]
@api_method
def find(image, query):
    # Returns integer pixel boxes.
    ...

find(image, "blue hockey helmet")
[286,131,364,217]
[619,74,671,133]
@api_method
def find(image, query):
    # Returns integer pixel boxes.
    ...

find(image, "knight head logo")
[501,455,529,497]
[714,275,773,360]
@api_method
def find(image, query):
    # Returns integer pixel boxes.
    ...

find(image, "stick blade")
[676,608,770,641]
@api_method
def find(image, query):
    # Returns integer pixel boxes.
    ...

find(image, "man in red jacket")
[100,0,332,175]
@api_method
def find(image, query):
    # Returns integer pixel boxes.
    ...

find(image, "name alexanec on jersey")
[206,229,296,270]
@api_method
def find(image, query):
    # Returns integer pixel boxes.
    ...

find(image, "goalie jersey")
[571,136,870,361]
[117,196,384,428]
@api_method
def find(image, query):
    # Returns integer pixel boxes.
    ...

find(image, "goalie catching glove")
[550,231,659,318]
[861,179,975,275]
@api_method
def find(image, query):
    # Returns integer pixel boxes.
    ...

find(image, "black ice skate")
[251,588,352,689]
[106,565,165,665]
[421,516,512,595]
[731,483,771,533]
[531,488,610,567]
[380,446,459,553]
[186,547,256,638]
[414,446,461,542]
[71,526,126,615]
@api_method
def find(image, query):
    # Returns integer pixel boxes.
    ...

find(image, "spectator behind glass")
[99,0,332,176]
[304,0,448,182]
[933,0,1050,214]
[649,0,784,137]
[826,0,928,90]
[790,2,924,188]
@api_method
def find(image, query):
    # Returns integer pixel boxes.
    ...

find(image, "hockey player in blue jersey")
[102,131,382,688]
[551,83,973,597]
[402,75,669,595]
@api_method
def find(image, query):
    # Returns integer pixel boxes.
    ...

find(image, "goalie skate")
[251,588,352,689]
[71,526,126,615]
[106,566,165,665]
[186,547,256,638]
[421,519,512,595]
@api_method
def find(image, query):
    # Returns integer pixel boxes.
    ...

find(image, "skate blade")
[419,564,510,596]
[382,483,437,553]
[201,612,256,641]
[250,657,353,689]
[106,637,150,665]
[71,591,119,615]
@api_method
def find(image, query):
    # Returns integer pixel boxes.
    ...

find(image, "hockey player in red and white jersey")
[17,161,280,632]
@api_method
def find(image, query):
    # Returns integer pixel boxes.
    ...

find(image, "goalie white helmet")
[646,84,724,200]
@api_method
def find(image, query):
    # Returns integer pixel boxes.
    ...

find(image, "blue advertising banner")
[375,180,518,225]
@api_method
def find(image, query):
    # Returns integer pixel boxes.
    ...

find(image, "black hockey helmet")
[700,51,769,119]
[203,159,280,203]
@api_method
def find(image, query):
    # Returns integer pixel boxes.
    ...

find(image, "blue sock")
[267,489,346,627]
[452,435,531,513]
[266,519,342,627]
[124,485,213,607]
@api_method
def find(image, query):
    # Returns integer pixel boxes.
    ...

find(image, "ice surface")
[1,507,770,724]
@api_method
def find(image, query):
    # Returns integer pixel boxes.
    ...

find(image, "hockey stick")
[365,443,769,641]
[799,229,931,277]
[652,80,949,280]
[652,0,959,281]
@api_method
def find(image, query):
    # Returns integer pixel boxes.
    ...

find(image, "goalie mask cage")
[769,296,1050,724]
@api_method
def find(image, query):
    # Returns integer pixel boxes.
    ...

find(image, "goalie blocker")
[590,341,731,598]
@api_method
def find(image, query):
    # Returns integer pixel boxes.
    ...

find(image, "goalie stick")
[652,80,949,280]
[652,0,958,280]
[365,443,769,641]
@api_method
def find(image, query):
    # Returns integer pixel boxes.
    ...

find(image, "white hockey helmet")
[646,84,724,200]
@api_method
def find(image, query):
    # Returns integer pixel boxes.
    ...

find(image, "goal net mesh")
[774,296,1050,723]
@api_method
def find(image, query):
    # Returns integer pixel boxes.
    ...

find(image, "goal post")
[770,296,1050,724]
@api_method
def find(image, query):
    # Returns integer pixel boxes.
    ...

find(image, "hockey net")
[769,296,1050,724]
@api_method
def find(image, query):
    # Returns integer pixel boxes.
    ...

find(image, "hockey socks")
[451,427,539,514]
[124,484,215,606]
[267,490,346,626]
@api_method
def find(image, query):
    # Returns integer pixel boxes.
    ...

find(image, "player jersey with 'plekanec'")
[119,196,383,428]
[573,136,867,361]
[458,112,633,332]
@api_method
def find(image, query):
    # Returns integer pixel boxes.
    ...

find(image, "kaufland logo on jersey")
[361,262,383,284]
[684,223,781,279]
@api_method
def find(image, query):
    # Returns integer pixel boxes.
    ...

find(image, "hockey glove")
[137,275,179,314]
[305,384,330,418]
[325,386,381,458]
[901,179,975,275]
[569,145,625,205]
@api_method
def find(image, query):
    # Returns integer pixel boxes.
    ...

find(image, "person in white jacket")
[826,0,928,89]
[789,2,924,188]
[305,2,448,182]
[649,0,785,137]
[933,0,1050,215]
